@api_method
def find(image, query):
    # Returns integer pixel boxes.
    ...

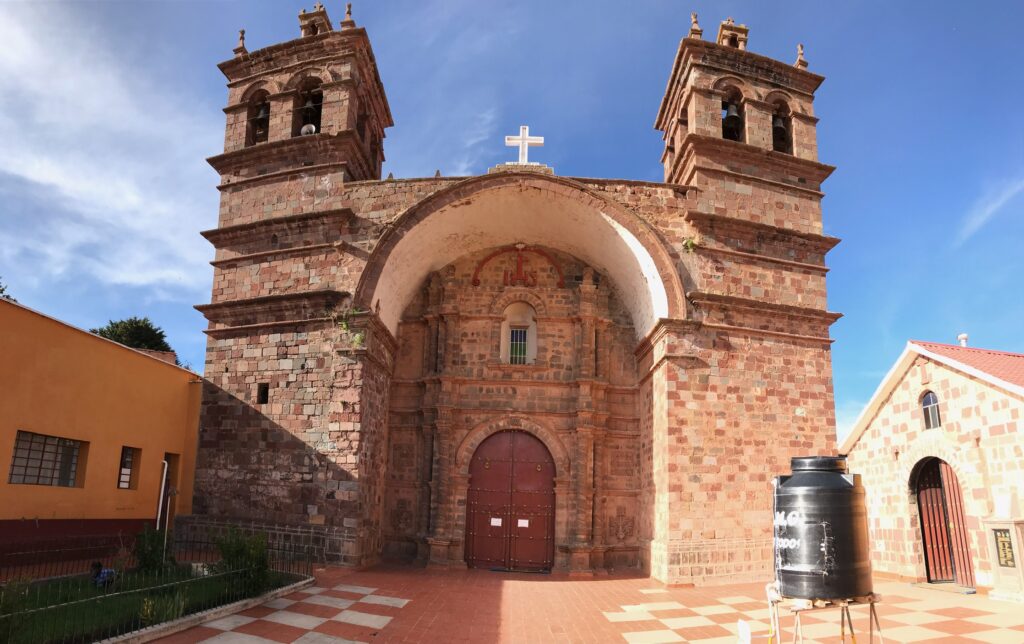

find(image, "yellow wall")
[0,300,201,523]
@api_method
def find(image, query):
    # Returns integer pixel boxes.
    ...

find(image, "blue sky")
[1,1,1022,441]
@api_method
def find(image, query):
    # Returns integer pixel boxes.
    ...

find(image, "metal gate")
[917,458,975,588]
[465,430,555,571]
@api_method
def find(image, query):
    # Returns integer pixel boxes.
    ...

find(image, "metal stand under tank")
[753,581,885,644]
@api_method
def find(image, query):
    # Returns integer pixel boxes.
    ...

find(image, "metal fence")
[0,532,312,644]
[0,533,139,583]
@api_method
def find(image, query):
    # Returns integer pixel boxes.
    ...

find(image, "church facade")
[192,6,839,585]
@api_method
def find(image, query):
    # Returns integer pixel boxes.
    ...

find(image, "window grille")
[8,430,82,487]
[118,446,138,489]
[922,391,941,429]
[509,327,528,365]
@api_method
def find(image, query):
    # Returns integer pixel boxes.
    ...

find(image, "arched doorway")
[465,430,555,571]
[915,457,975,588]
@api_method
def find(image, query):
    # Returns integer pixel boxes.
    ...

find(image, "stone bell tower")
[211,2,392,183]
[192,3,395,565]
[646,15,841,583]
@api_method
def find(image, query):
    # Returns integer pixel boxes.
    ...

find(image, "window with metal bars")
[117,446,139,490]
[509,327,528,365]
[921,391,941,429]
[8,430,83,487]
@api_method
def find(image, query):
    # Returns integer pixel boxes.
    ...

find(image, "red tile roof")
[911,341,1024,389]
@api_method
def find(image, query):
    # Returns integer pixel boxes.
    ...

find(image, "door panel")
[939,462,976,588]
[918,459,954,583]
[466,430,555,571]
[917,458,975,588]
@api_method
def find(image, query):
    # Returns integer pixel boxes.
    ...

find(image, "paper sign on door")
[517,519,529,528]
[490,517,502,527]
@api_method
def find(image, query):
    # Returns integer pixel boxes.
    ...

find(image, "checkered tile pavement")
[605,582,1024,643]
[159,567,1024,643]
[160,583,411,643]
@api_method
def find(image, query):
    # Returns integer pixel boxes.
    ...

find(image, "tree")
[91,317,174,353]
[0,276,14,302]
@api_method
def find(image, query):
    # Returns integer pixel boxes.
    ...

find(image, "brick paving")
[159,565,1024,643]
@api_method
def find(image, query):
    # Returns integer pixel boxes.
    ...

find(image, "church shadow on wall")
[185,380,362,564]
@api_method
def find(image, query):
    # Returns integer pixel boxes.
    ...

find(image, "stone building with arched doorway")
[842,339,1024,600]
[190,6,840,585]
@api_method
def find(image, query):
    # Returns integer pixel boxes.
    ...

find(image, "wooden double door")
[916,458,975,588]
[465,430,555,571]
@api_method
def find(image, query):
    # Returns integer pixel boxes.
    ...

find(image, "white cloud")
[0,6,221,295]
[954,174,1024,247]
[449,107,499,176]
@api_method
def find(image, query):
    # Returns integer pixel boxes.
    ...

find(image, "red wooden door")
[916,459,975,588]
[466,431,555,571]
[939,461,976,588]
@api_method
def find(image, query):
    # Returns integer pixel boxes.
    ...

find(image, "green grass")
[0,566,299,644]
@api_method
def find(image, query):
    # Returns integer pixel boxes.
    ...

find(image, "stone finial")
[386,171,395,181]
[689,12,703,39]
[726,16,735,25]
[341,2,356,28]
[795,43,808,69]
[233,29,247,57]
[313,1,325,11]
[434,169,442,178]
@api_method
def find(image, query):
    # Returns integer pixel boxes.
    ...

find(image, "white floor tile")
[263,598,295,610]
[333,609,392,629]
[332,584,378,595]
[621,629,684,644]
[205,614,257,630]
[360,594,410,608]
[659,615,714,629]
[304,594,355,610]
[262,609,327,629]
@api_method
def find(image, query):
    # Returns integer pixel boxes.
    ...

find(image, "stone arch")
[712,75,750,97]
[455,415,570,477]
[283,68,328,92]
[763,89,796,108]
[899,436,976,503]
[240,80,279,103]
[354,172,688,341]
[489,288,548,317]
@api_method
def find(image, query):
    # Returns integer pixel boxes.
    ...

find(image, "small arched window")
[921,391,941,429]
[500,302,537,365]
[721,90,744,142]
[772,102,793,154]
[245,91,270,147]
[293,79,324,137]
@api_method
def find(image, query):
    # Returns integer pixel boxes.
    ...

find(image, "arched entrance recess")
[353,172,688,341]
[465,430,555,571]
[913,457,975,588]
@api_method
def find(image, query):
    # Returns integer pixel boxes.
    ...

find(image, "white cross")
[505,125,544,165]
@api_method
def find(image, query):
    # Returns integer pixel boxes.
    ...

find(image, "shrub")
[213,530,269,596]
[139,589,186,626]
[134,526,174,574]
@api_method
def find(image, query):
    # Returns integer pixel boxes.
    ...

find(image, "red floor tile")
[234,619,308,643]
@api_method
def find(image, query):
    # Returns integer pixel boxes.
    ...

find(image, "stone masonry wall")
[846,355,1024,589]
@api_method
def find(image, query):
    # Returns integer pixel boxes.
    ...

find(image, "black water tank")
[773,456,872,599]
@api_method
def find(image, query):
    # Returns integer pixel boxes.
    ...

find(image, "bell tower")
[656,15,828,195]
[209,2,392,185]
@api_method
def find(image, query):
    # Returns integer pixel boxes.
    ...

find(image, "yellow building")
[0,300,201,542]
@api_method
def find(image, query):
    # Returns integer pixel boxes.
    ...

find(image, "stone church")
[192,5,839,585]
